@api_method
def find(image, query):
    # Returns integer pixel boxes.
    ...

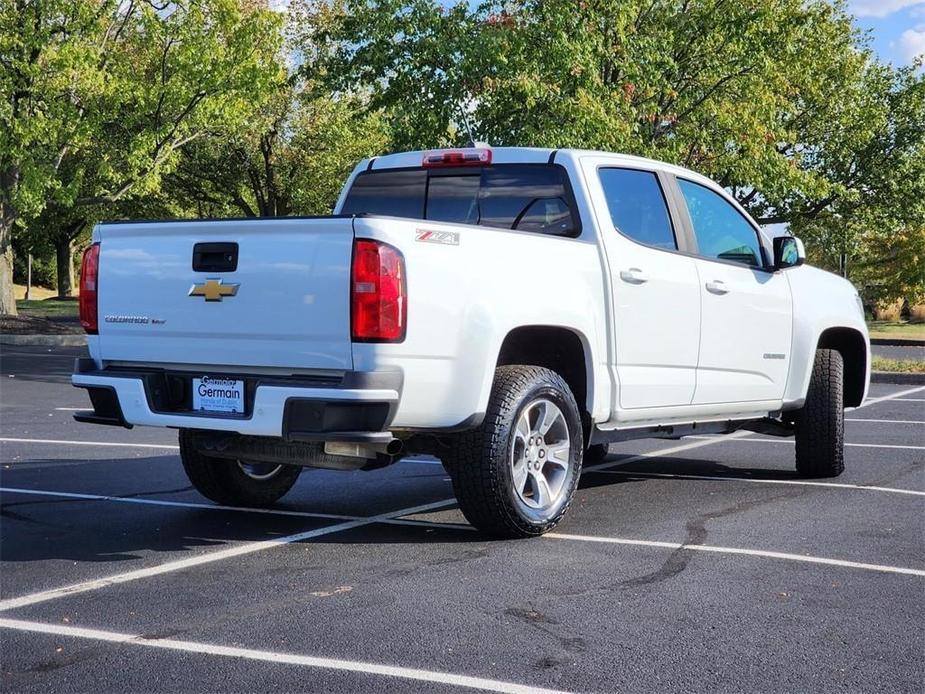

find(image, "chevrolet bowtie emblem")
[188,279,239,301]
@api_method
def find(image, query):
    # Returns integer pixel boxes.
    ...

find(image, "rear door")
[586,162,702,410]
[673,178,793,405]
[96,217,355,370]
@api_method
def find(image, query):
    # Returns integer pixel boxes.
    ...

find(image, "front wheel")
[446,365,583,539]
[793,349,845,478]
[179,429,302,507]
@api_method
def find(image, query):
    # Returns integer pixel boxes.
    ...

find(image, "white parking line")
[894,398,925,403]
[5,485,920,580]
[0,497,456,612]
[2,386,919,456]
[585,470,925,496]
[0,618,567,694]
[0,383,919,612]
[858,385,925,407]
[846,418,925,424]
[0,437,178,450]
[545,534,925,577]
[0,487,471,531]
[684,436,925,451]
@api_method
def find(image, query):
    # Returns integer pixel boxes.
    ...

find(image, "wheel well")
[496,326,590,422]
[817,327,867,407]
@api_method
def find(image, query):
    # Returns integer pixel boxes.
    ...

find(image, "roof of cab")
[365,146,718,189]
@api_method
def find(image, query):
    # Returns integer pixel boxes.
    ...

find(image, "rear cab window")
[341,164,580,237]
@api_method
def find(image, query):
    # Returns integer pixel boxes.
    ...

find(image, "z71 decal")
[415,229,459,246]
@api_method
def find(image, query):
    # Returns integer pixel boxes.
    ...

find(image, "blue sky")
[850,0,925,67]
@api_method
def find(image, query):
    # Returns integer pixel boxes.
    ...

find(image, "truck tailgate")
[95,217,354,370]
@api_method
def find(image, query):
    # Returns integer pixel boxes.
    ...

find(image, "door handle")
[705,280,729,295]
[619,268,649,284]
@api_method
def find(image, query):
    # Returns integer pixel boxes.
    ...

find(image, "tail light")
[79,243,100,334]
[351,239,406,342]
[422,148,492,168]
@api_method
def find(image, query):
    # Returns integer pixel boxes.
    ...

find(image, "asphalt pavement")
[871,343,925,361]
[1,344,923,693]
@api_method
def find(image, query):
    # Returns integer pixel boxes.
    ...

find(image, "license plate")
[192,376,245,414]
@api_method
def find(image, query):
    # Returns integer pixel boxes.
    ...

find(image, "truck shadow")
[0,453,809,564]
[578,453,805,491]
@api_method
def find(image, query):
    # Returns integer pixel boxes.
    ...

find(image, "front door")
[674,177,793,405]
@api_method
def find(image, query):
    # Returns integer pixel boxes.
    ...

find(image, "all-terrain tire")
[445,365,583,539]
[793,349,845,478]
[179,429,302,506]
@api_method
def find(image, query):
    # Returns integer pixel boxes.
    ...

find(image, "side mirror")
[773,236,805,270]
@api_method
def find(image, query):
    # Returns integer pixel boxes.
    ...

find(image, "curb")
[870,337,925,347]
[0,334,87,348]
[871,371,925,385]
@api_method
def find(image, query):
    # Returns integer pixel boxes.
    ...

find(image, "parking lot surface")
[1,344,923,693]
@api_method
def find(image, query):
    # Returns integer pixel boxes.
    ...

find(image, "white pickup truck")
[73,147,870,538]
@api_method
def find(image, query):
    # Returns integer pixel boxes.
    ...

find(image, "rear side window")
[677,179,763,267]
[479,166,576,235]
[598,169,676,250]
[341,164,579,237]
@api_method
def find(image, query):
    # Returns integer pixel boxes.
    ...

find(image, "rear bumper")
[71,359,400,444]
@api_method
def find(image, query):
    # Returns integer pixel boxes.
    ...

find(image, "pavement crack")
[137,628,186,641]
[619,491,802,588]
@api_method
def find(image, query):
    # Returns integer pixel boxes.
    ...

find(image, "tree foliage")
[163,81,388,218]
[316,0,925,301]
[1,0,284,306]
[3,0,923,311]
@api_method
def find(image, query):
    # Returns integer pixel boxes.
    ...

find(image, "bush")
[11,238,56,289]
[871,299,904,321]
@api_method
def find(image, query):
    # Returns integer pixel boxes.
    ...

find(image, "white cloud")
[850,0,924,18]
[899,26,925,63]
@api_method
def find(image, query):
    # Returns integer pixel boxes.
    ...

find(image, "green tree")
[164,88,388,218]
[316,0,925,297]
[1,0,283,310]
[163,2,389,218]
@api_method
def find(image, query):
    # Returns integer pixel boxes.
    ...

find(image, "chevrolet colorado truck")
[73,147,870,538]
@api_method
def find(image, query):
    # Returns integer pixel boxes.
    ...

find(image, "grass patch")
[872,356,925,374]
[14,283,65,301]
[867,321,925,341]
[15,297,79,319]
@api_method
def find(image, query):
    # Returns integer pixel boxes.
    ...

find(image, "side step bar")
[590,416,793,445]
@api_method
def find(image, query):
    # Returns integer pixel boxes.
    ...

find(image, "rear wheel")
[445,365,583,539]
[793,349,845,478]
[179,429,302,506]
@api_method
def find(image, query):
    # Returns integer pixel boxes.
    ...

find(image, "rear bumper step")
[72,359,400,443]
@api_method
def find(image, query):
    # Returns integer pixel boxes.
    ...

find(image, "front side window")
[677,179,763,267]
[598,168,676,250]
[341,164,579,236]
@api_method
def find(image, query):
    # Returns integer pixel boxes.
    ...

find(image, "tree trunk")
[55,237,75,298]
[0,209,17,316]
